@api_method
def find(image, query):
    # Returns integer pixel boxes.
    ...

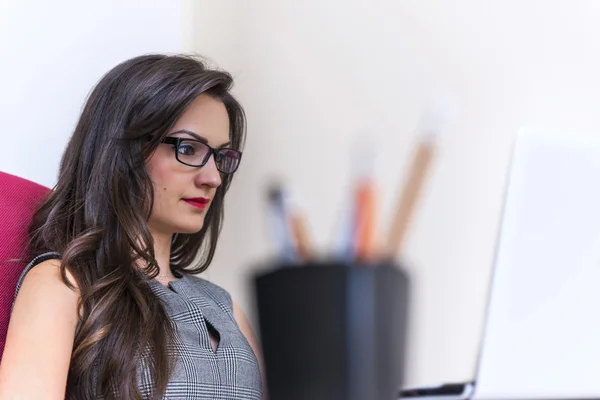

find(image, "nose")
[195,154,222,188]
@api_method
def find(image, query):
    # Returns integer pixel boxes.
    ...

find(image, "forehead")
[170,94,230,145]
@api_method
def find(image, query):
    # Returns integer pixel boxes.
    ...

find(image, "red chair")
[0,171,50,360]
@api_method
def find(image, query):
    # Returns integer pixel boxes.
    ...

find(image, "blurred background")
[2,0,600,388]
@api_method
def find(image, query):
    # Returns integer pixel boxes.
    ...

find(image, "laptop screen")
[474,128,600,399]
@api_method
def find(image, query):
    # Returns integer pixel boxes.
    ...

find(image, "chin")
[175,223,206,235]
[177,227,205,235]
[173,218,206,234]
[149,213,207,236]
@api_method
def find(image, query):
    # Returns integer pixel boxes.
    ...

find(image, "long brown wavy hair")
[27,54,246,399]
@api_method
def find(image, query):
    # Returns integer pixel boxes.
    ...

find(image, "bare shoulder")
[11,258,80,321]
[232,301,253,334]
[232,300,268,394]
[0,259,79,399]
[19,258,78,292]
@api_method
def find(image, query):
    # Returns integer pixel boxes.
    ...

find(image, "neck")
[152,230,176,281]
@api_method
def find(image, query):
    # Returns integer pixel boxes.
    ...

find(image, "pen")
[351,145,378,263]
[267,182,298,264]
[354,174,377,263]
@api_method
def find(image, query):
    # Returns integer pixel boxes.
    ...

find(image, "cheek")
[151,175,178,209]
[151,186,171,222]
[146,154,179,209]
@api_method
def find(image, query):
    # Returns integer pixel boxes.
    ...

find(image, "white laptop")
[401,128,600,400]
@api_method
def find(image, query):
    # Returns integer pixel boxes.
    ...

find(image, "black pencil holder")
[253,261,410,400]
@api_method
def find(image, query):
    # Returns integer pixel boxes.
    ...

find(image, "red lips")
[182,197,210,209]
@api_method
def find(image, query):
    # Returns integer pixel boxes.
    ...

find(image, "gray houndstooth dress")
[14,252,263,400]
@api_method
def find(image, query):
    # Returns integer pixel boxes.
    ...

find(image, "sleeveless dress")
[13,252,263,400]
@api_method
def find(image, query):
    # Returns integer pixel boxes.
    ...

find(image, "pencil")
[289,211,313,262]
[384,139,436,259]
[384,100,451,259]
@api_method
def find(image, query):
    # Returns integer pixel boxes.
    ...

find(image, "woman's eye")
[178,144,195,156]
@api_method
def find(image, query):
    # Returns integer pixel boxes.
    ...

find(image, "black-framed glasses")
[161,137,242,174]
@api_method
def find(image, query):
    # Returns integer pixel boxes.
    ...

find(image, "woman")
[0,54,264,399]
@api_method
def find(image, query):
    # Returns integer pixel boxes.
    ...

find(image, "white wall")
[197,0,600,387]
[4,0,600,389]
[0,0,193,187]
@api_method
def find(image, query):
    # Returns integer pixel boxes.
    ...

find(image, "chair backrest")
[0,171,50,360]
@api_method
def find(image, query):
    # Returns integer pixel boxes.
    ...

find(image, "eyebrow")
[170,129,231,148]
